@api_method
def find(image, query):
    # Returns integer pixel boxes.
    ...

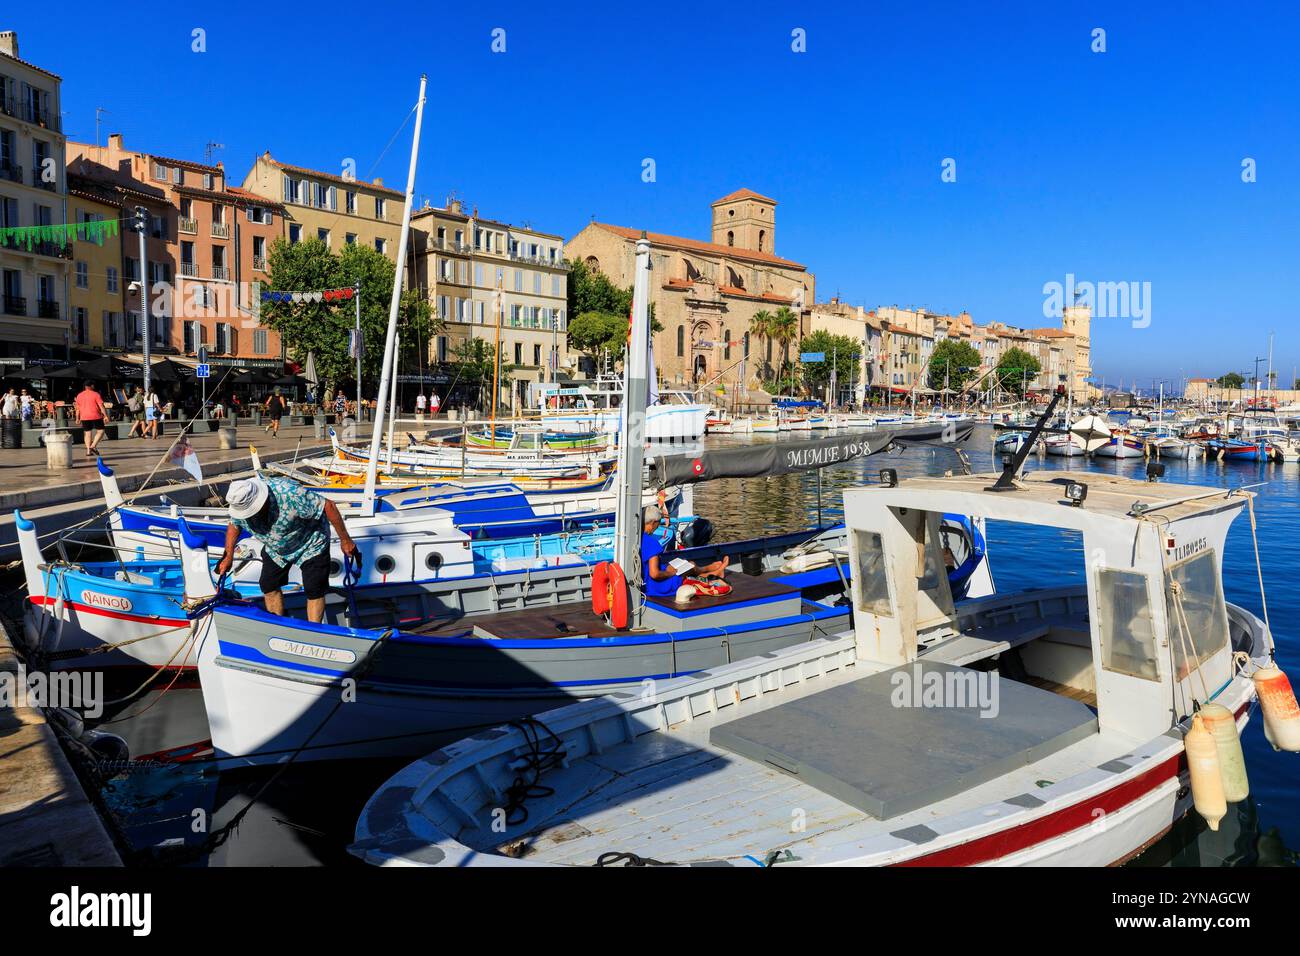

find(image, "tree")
[927,340,982,392]
[797,330,860,398]
[748,310,773,377]
[768,307,799,388]
[994,347,1042,397]
[568,257,632,320]
[1217,372,1245,389]
[262,238,441,391]
[568,311,631,365]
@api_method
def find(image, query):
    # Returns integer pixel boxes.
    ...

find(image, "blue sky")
[14,1,1299,388]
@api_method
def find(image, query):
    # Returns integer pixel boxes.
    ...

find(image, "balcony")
[252,256,268,272]
[211,266,231,282]
[0,163,21,184]
[3,295,26,316]
[31,241,72,260]
[179,261,200,278]
[179,217,198,235]
[37,299,59,319]
[21,101,59,131]
[211,222,230,239]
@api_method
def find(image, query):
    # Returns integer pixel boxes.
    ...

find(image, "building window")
[723,329,730,361]
[677,325,685,357]
[514,270,523,293]
[283,176,300,204]
[375,237,386,255]
[106,267,119,293]
[533,344,541,366]
[758,229,766,251]
[75,261,88,289]
[346,190,356,214]
[726,231,734,246]
[289,223,302,244]
[318,228,330,246]
[514,342,522,365]
[375,197,386,219]
[253,329,268,355]
[345,233,357,245]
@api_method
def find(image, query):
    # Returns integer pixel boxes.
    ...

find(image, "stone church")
[564,189,815,397]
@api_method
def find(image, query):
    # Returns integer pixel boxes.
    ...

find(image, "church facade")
[563,189,814,397]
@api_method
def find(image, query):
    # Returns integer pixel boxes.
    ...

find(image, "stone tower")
[710,188,776,254]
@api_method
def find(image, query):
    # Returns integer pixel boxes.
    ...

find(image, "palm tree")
[769,307,799,392]
[748,310,773,379]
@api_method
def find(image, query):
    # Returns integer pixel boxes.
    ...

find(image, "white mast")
[363,75,428,516]
[614,235,652,617]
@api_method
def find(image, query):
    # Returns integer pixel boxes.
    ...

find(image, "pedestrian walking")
[74,382,108,457]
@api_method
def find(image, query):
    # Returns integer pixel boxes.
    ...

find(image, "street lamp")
[131,206,151,396]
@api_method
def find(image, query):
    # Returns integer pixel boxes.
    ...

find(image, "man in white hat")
[215,475,357,622]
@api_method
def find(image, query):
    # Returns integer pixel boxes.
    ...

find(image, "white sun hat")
[226,477,270,520]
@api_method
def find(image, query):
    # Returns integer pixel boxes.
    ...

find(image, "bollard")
[313,417,324,440]
[218,426,237,450]
[45,431,73,470]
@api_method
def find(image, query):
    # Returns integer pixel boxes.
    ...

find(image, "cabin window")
[853,530,892,617]
[1165,549,1229,680]
[1096,568,1159,681]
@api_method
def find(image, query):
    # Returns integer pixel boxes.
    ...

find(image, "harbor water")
[33,424,1300,867]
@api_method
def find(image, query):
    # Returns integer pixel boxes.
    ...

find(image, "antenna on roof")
[95,107,109,147]
[205,141,225,164]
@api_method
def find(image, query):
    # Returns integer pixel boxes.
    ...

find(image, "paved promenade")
[0,419,375,512]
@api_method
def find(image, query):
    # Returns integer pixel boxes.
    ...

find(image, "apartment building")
[0,30,71,360]
[65,174,124,349]
[807,297,882,403]
[409,197,571,401]
[241,151,404,260]
[68,135,283,364]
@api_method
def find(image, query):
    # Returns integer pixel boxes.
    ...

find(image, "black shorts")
[81,418,104,438]
[260,548,330,600]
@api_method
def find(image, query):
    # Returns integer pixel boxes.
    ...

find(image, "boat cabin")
[843,470,1250,744]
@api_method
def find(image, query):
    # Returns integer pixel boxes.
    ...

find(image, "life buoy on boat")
[591,561,629,629]
[1253,665,1300,752]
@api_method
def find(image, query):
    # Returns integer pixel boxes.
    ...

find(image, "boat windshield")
[1164,549,1229,680]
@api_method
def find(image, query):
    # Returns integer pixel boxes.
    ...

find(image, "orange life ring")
[592,562,611,615]
[591,561,629,629]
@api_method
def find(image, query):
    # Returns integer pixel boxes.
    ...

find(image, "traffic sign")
[196,364,211,379]
[800,352,825,362]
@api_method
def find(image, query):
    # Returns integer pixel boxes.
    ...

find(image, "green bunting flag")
[0,218,121,250]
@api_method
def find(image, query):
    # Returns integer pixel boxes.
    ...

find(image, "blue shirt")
[233,477,329,568]
[642,531,681,597]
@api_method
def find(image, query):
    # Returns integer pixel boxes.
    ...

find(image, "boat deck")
[397,569,814,641]
[467,659,1129,866]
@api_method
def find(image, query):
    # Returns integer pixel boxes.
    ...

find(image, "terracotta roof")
[227,186,285,210]
[1029,328,1075,338]
[174,183,235,203]
[0,47,60,81]
[151,153,222,174]
[592,223,805,270]
[712,188,777,206]
[265,154,404,198]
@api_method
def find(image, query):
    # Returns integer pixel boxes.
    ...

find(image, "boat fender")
[1199,702,1249,803]
[1253,665,1300,752]
[82,729,130,764]
[1185,714,1227,831]
[674,584,696,605]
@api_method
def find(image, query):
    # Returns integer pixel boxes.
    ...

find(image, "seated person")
[641,500,727,598]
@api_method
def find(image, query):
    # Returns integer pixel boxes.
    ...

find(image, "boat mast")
[363,74,428,515]
[614,235,652,617]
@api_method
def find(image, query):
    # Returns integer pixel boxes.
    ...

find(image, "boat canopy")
[652,431,897,485]
[842,470,1252,743]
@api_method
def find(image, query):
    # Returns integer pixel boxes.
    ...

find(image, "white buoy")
[1253,665,1300,752]
[1185,714,1227,832]
[1199,702,1249,803]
